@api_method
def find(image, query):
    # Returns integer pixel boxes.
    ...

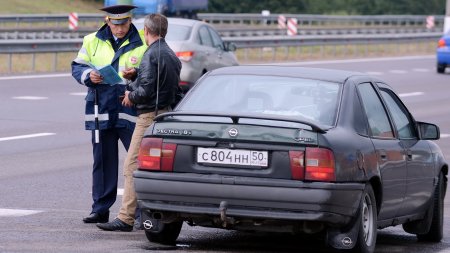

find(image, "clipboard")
[97,65,122,85]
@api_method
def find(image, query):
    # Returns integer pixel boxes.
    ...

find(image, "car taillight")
[438,39,446,48]
[289,151,305,180]
[176,51,194,61]
[305,147,335,182]
[138,138,177,172]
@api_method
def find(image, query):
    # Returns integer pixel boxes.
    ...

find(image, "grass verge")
[0,0,102,14]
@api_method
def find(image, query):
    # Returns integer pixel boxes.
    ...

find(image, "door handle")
[378,150,387,161]
[357,150,365,170]
[406,149,413,161]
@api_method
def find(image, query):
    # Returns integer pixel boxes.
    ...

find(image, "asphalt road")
[1,55,450,253]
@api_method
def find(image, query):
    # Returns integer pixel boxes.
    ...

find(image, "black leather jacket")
[128,38,181,115]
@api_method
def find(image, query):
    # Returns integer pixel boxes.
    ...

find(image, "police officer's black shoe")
[83,212,109,223]
[96,218,133,232]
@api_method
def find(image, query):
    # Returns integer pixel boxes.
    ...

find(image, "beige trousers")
[117,110,166,225]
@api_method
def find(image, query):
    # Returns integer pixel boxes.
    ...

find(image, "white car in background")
[134,17,239,91]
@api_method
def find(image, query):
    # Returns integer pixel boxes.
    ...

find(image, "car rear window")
[180,75,341,127]
[166,24,192,41]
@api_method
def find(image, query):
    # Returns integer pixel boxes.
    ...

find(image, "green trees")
[207,0,445,15]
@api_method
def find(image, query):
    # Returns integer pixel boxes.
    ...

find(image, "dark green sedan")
[134,66,447,253]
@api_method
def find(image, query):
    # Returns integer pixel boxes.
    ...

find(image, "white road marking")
[273,55,434,66]
[365,71,383,76]
[0,133,56,142]
[389,70,408,74]
[412,68,430,72]
[70,92,87,96]
[117,188,124,196]
[0,208,42,217]
[12,96,48,100]
[440,134,450,138]
[0,73,71,81]
[398,92,424,98]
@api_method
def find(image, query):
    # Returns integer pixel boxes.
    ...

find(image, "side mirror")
[224,42,237,52]
[417,121,440,140]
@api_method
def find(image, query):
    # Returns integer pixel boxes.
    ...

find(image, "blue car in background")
[437,31,450,73]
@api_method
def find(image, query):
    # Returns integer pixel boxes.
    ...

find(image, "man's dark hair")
[144,13,168,38]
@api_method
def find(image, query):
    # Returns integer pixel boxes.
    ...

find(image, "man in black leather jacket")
[97,13,181,232]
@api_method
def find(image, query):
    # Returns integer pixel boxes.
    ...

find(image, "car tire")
[144,220,183,245]
[351,184,377,253]
[417,172,444,242]
[437,64,446,73]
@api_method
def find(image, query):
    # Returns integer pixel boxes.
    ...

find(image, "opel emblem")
[143,220,153,230]
[228,128,238,137]
[342,237,352,247]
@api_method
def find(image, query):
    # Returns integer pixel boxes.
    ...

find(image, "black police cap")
[100,5,137,25]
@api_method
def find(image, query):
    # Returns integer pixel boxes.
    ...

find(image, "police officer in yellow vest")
[71,5,147,224]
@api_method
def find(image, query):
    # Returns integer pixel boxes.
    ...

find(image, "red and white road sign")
[278,15,286,29]
[287,18,298,36]
[426,16,435,29]
[69,12,78,31]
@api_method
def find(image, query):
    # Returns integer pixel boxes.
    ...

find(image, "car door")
[197,25,217,71]
[207,26,238,68]
[357,82,407,220]
[377,84,435,216]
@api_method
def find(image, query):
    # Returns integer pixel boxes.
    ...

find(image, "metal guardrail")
[0,39,82,53]
[0,32,439,74]
[0,26,442,40]
[0,33,440,54]
[0,31,85,40]
[198,13,445,27]
[227,33,441,49]
[0,14,102,27]
[219,27,442,37]
[0,13,444,28]
[0,14,442,74]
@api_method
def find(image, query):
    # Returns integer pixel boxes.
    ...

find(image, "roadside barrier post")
[69,12,78,31]
[278,15,286,29]
[426,16,435,29]
[287,18,298,36]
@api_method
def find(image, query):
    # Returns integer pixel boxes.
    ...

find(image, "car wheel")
[417,172,444,242]
[145,220,183,245]
[351,184,377,253]
[437,64,445,73]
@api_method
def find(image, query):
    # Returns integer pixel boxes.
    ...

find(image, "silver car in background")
[134,17,239,91]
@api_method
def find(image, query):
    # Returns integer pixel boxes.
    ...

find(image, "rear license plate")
[197,147,268,167]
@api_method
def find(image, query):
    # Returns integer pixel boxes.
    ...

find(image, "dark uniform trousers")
[91,127,133,215]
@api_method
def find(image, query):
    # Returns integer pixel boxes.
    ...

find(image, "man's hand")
[122,91,133,107]
[89,70,103,84]
[122,67,137,80]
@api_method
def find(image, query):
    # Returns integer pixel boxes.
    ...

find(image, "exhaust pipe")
[149,211,178,223]
[152,212,163,220]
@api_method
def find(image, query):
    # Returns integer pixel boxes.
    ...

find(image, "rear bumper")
[437,47,450,64]
[134,171,364,226]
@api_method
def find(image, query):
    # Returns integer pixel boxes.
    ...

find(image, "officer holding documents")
[71,5,147,224]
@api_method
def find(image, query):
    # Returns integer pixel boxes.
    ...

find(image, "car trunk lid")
[139,112,326,180]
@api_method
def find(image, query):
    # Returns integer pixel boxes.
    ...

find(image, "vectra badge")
[228,128,238,137]
[294,129,314,143]
[156,129,192,135]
